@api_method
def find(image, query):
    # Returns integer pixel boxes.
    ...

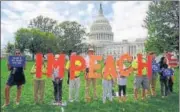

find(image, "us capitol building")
[83,4,146,59]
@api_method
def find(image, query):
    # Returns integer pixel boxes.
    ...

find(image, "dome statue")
[89,3,114,44]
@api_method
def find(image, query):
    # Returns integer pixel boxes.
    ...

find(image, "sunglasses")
[16,52,20,55]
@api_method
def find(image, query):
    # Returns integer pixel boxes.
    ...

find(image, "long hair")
[159,57,166,68]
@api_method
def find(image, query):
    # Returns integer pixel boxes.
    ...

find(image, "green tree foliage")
[15,28,32,53]
[55,21,87,54]
[28,15,57,33]
[29,16,88,54]
[5,42,15,54]
[15,16,88,57]
[15,28,56,60]
[144,1,179,55]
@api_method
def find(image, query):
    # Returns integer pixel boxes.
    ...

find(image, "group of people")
[2,48,175,107]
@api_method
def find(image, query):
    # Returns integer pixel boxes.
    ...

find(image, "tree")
[144,1,179,55]
[29,15,57,33]
[15,28,32,53]
[28,29,57,60]
[29,16,88,54]
[15,28,57,60]
[5,42,15,54]
[56,21,87,54]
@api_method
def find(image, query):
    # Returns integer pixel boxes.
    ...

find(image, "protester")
[132,54,149,100]
[118,75,127,102]
[117,65,129,102]
[2,49,26,108]
[159,57,170,98]
[102,62,114,103]
[111,79,116,97]
[148,52,158,96]
[67,50,72,85]
[30,60,47,104]
[85,48,97,102]
[66,52,82,102]
[168,68,174,93]
[52,54,63,105]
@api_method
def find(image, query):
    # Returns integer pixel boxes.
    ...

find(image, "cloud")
[65,1,81,5]
[1,1,66,48]
[1,1,151,49]
[1,9,20,19]
[112,1,150,42]
[64,11,69,16]
[5,1,37,12]
[78,11,85,16]
[87,3,94,14]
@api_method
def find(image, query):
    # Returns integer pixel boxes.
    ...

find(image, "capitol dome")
[89,4,114,43]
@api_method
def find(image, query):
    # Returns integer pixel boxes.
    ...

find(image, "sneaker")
[52,101,58,105]
[61,102,67,107]
[94,97,98,100]
[69,100,74,103]
[75,100,80,102]
[2,103,9,108]
[16,102,20,105]
[86,97,91,102]
[57,102,62,106]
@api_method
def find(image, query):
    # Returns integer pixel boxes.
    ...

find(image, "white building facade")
[86,4,146,58]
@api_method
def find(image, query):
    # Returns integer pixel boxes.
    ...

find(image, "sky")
[1,1,151,49]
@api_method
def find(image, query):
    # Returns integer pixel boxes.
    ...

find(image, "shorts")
[149,73,158,81]
[134,76,149,90]
[6,74,25,87]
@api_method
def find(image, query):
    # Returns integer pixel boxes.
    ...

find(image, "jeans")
[160,78,169,96]
[118,85,126,96]
[168,77,173,92]
[69,77,80,101]
[52,79,63,102]
[102,79,113,103]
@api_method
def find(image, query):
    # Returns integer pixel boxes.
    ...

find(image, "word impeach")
[35,53,153,80]
[8,56,26,67]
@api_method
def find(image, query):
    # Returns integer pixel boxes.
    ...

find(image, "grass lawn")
[1,59,179,112]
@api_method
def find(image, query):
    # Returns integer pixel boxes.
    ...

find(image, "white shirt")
[85,55,97,68]
[117,76,127,86]
[117,66,127,86]
[85,55,90,68]
[52,67,62,81]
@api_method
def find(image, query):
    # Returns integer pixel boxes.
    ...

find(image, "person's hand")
[85,74,88,80]
[30,72,35,74]
[43,72,47,74]
[55,78,59,83]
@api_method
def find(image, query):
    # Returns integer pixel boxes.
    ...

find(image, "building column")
[134,46,136,56]
[132,46,134,56]
[131,46,133,55]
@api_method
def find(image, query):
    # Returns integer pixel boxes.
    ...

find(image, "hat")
[61,49,65,53]
[55,54,60,59]
[71,52,76,56]
[88,48,94,52]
